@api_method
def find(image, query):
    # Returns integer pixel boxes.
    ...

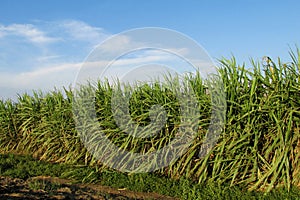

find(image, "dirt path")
[0,176,179,200]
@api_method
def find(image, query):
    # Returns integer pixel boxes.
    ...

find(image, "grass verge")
[0,153,299,199]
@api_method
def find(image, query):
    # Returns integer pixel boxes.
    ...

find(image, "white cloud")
[0,62,81,95]
[0,56,168,99]
[73,48,202,87]
[0,23,59,44]
[0,20,112,100]
[0,21,215,101]
[0,47,212,101]
[99,35,133,52]
[60,20,109,44]
[36,55,64,62]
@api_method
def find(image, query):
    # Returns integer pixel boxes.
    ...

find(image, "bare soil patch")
[0,176,179,200]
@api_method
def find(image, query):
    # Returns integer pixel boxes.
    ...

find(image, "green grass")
[0,48,299,196]
[28,179,62,193]
[0,153,299,199]
[0,153,71,179]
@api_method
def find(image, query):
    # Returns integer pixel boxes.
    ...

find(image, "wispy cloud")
[60,20,109,44]
[0,20,109,100]
[0,62,81,100]
[0,21,213,101]
[0,23,59,44]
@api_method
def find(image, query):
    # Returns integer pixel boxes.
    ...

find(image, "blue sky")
[0,0,300,100]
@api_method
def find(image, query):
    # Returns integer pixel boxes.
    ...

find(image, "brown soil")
[0,176,179,200]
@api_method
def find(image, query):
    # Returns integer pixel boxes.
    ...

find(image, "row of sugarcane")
[0,50,299,192]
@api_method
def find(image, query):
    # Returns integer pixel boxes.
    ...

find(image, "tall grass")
[0,50,299,192]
